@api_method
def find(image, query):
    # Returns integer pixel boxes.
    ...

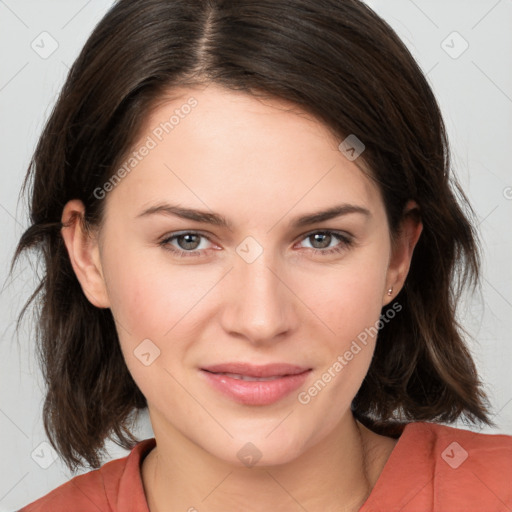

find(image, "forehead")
[104,84,383,226]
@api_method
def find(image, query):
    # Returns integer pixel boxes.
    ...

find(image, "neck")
[141,413,395,512]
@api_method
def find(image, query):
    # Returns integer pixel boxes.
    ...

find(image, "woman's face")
[70,84,418,466]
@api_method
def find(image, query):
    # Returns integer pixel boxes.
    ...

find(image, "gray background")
[1,1,511,510]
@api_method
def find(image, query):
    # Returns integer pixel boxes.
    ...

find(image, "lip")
[200,363,312,405]
[202,362,309,378]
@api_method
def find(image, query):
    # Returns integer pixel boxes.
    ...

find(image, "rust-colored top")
[20,421,512,511]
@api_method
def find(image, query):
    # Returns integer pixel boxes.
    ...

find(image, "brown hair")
[11,0,494,470]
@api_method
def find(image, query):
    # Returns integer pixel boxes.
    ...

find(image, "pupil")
[312,233,330,249]
[179,234,200,250]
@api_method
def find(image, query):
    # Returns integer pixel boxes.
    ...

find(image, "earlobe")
[60,199,110,308]
[383,200,423,305]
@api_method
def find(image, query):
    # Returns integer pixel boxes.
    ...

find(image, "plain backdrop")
[1,1,511,510]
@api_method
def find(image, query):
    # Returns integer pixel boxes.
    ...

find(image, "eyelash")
[158,230,353,258]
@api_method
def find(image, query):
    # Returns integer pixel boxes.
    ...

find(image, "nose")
[219,249,298,346]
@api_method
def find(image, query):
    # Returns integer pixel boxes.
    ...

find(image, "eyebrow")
[136,202,371,230]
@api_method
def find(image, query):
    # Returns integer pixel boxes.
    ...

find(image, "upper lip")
[201,363,311,378]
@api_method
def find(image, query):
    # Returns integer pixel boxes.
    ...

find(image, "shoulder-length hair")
[11,0,494,470]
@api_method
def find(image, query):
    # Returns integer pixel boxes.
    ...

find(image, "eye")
[159,231,215,258]
[295,230,353,256]
[159,229,353,258]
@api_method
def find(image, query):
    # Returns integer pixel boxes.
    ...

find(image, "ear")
[383,200,423,305]
[60,199,110,308]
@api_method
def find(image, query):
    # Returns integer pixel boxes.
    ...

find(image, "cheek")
[104,262,201,402]
[296,246,389,409]
[311,253,388,344]
[293,260,386,428]
[102,251,224,384]
[103,245,204,336]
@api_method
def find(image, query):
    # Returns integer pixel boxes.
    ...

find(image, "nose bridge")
[221,236,295,343]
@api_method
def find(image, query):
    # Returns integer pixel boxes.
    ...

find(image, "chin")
[203,428,312,469]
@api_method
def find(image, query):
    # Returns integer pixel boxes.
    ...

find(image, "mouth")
[200,363,312,405]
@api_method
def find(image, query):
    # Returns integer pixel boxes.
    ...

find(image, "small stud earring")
[387,287,393,296]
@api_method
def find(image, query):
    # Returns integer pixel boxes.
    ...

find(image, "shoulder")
[412,420,512,471]
[18,438,155,512]
[413,422,512,476]
[362,421,512,512]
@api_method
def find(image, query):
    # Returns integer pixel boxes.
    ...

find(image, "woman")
[12,0,512,510]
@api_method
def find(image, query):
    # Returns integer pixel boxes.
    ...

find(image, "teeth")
[220,372,283,381]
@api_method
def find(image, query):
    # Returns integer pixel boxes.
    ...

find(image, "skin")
[61,83,422,512]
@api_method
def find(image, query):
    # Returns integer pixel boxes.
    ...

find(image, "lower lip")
[201,369,311,405]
